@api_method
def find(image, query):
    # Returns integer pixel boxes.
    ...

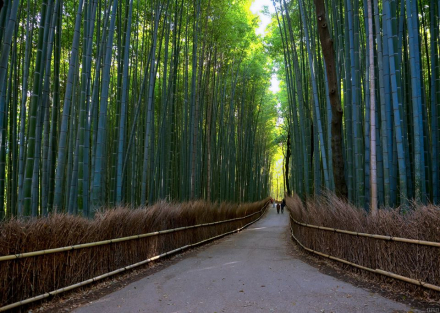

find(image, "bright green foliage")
[3,0,436,217]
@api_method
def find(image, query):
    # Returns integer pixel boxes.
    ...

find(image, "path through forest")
[73,207,413,313]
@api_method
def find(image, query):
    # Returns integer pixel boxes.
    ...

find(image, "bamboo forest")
[0,0,439,218]
[269,0,440,212]
[1,0,440,311]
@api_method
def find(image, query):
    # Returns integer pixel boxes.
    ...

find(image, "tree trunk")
[313,0,348,198]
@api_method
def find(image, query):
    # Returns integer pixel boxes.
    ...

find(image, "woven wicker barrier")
[0,199,269,311]
[290,216,440,292]
[287,194,440,299]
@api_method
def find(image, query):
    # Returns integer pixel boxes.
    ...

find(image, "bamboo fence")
[0,202,268,312]
[289,214,440,293]
[290,215,440,247]
[0,209,264,262]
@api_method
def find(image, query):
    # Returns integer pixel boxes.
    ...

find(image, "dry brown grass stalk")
[0,198,269,308]
[287,193,440,300]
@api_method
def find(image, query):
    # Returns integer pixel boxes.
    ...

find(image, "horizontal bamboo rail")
[289,218,440,293]
[0,203,268,312]
[0,206,265,262]
[290,215,440,247]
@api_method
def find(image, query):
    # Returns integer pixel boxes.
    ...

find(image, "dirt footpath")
[73,207,415,313]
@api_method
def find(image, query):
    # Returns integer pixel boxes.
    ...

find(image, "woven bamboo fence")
[287,194,440,299]
[0,199,269,311]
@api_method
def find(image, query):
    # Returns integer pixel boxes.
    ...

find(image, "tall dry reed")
[0,199,268,308]
[287,193,440,299]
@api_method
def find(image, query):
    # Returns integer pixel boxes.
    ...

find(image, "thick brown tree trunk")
[313,0,348,198]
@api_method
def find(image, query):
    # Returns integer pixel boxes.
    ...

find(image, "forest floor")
[36,206,434,313]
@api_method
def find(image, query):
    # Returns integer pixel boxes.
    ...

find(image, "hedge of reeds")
[0,199,268,308]
[287,193,440,299]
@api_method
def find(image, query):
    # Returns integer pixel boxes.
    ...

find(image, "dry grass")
[287,193,440,300]
[0,198,268,308]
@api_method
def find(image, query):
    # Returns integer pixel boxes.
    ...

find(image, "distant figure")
[276,203,280,214]
[281,198,286,214]
[272,198,275,208]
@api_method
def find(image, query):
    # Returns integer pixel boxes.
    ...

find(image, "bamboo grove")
[0,0,278,218]
[270,0,440,209]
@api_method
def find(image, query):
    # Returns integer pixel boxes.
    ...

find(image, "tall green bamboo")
[273,0,438,209]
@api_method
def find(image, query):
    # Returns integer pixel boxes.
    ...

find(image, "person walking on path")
[276,202,280,214]
[281,198,286,214]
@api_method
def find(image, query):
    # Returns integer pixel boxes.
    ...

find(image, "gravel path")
[73,206,414,313]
